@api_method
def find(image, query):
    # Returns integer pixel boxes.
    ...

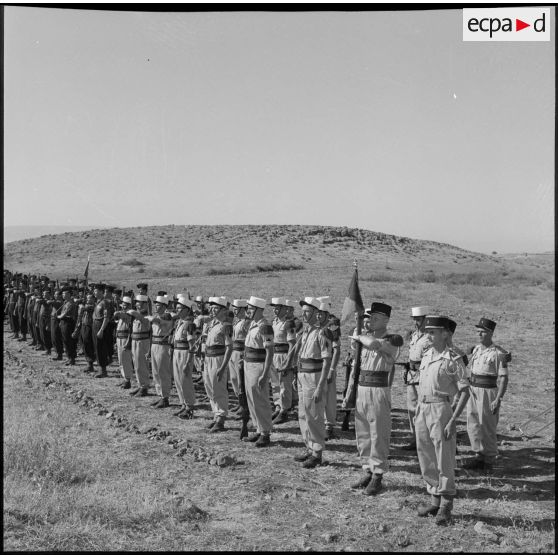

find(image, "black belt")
[274,343,289,354]
[409,360,421,371]
[131,333,150,340]
[174,341,190,350]
[116,332,130,339]
[419,394,450,404]
[152,340,170,346]
[471,374,498,389]
[359,370,390,387]
[299,358,323,373]
[245,347,267,363]
[206,345,226,357]
[232,340,245,351]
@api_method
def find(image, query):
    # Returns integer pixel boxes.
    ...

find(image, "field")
[3,225,555,552]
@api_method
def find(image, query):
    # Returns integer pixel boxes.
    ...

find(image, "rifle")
[340,353,354,431]
[237,358,250,440]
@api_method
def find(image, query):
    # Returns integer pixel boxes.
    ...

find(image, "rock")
[106,412,114,418]
[473,521,500,543]
[302,523,309,529]
[209,458,217,465]
[216,454,235,467]
[397,535,411,548]
[322,533,339,543]
[377,524,388,533]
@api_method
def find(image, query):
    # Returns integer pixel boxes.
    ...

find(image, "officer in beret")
[57,286,78,365]
[415,316,470,526]
[91,283,114,378]
[172,296,198,419]
[345,302,403,496]
[203,297,234,432]
[270,297,297,425]
[286,297,332,468]
[465,318,510,472]
[242,296,275,447]
[113,296,135,389]
[403,306,433,451]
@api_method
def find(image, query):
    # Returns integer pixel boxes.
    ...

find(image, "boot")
[153,397,169,409]
[120,379,131,389]
[69,359,76,365]
[52,355,63,361]
[294,450,312,462]
[464,455,485,470]
[44,349,51,355]
[350,471,372,490]
[325,426,336,441]
[272,411,289,425]
[417,495,441,517]
[209,418,226,433]
[130,386,141,396]
[243,432,261,443]
[178,407,194,420]
[174,406,187,416]
[83,363,94,373]
[435,496,453,526]
[255,434,271,447]
[271,407,281,420]
[363,473,383,496]
[302,452,322,469]
[133,387,149,397]
[206,420,216,430]
[94,369,108,378]
[150,398,162,407]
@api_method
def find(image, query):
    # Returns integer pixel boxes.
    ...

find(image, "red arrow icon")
[516,18,530,31]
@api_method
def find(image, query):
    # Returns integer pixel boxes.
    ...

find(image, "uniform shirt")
[150,313,174,342]
[447,342,469,368]
[245,318,274,350]
[418,347,469,400]
[272,317,297,344]
[93,298,114,321]
[130,311,151,334]
[58,300,78,321]
[298,324,332,360]
[173,318,196,346]
[205,319,233,348]
[469,343,509,377]
[50,299,63,318]
[113,310,133,334]
[359,332,399,371]
[232,317,251,342]
[78,304,94,328]
[408,330,433,382]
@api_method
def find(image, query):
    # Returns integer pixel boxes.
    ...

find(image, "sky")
[4,6,555,253]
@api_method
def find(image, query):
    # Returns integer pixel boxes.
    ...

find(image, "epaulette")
[383,333,404,347]
[260,323,274,337]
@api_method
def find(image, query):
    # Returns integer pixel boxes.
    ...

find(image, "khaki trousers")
[117,338,134,380]
[298,371,326,453]
[324,368,338,427]
[131,339,151,389]
[204,355,228,419]
[244,361,273,434]
[228,350,243,397]
[271,352,294,411]
[151,344,172,398]
[415,401,456,496]
[407,384,418,435]
[173,349,196,407]
[466,386,499,462]
[355,385,391,474]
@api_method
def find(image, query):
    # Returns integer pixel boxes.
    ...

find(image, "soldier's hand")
[312,384,324,403]
[443,418,456,440]
[490,398,501,414]
[257,375,267,390]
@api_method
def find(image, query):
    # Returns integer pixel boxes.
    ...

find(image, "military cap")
[157,290,167,296]
[368,302,392,318]
[155,295,169,305]
[208,296,228,308]
[135,294,148,302]
[317,296,331,308]
[411,306,431,317]
[318,301,330,312]
[285,299,298,309]
[195,295,204,303]
[121,296,133,305]
[299,296,320,310]
[446,318,457,334]
[232,299,248,308]
[270,297,287,306]
[61,285,73,293]
[424,315,450,330]
[137,283,148,290]
[246,296,266,309]
[176,296,194,309]
[475,317,496,332]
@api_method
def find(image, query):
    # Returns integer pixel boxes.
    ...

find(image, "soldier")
[403,306,433,451]
[16,283,28,342]
[172,296,198,418]
[465,318,510,472]
[284,299,301,410]
[229,299,250,414]
[32,289,44,350]
[137,283,152,314]
[147,293,174,408]
[242,296,275,447]
[26,286,38,346]
[49,290,64,361]
[345,303,402,496]
[203,296,233,433]
[6,282,19,338]
[91,283,114,378]
[57,286,78,365]
[316,297,341,440]
[415,316,470,526]
[73,292,96,372]
[39,289,53,355]
[286,297,332,469]
[127,294,152,397]
[113,296,135,389]
[269,297,297,425]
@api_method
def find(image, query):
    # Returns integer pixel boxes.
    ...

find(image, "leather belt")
[232,340,245,351]
[299,358,323,373]
[359,370,390,387]
[245,347,267,363]
[152,340,170,346]
[471,374,498,389]
[116,332,130,339]
[274,343,290,354]
[206,345,226,357]
[174,342,190,350]
[419,395,450,404]
[131,332,150,340]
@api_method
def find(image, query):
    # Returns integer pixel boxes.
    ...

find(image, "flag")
[340,267,365,325]
[84,256,90,279]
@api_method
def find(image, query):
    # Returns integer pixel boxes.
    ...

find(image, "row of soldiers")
[4,273,511,526]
